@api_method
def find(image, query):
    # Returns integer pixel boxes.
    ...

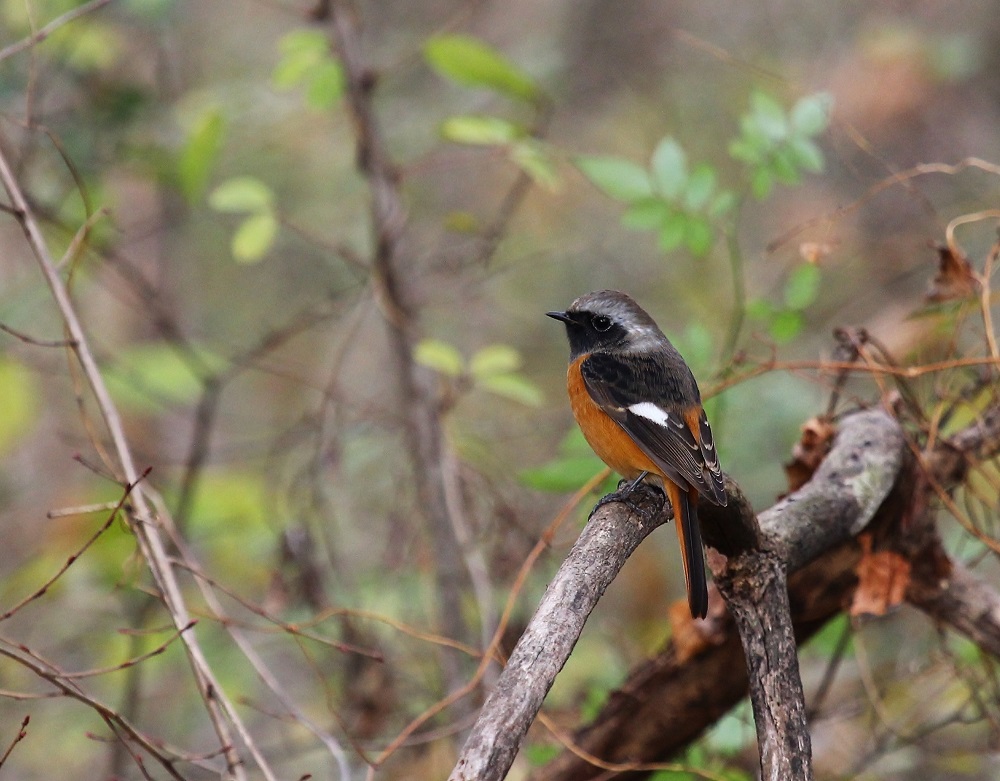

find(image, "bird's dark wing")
[581,352,727,505]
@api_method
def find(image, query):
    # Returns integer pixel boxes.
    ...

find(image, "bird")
[547,290,727,619]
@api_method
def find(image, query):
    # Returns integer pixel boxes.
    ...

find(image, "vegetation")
[0,2,998,780]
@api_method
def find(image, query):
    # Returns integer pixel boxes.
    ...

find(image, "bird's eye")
[592,315,612,332]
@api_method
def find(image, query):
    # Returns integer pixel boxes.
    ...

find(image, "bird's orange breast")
[567,355,661,482]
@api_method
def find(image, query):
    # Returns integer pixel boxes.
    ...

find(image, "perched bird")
[548,290,727,618]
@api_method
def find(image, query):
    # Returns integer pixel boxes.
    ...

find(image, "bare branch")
[0,0,114,64]
[0,138,266,781]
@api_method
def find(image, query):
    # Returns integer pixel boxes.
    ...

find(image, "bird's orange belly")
[567,358,661,482]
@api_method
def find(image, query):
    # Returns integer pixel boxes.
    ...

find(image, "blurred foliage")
[0,2,998,780]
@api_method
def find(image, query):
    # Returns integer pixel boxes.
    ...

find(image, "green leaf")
[523,742,561,767]
[443,211,479,233]
[788,136,824,173]
[750,91,789,140]
[106,344,223,413]
[684,217,714,257]
[470,344,521,377]
[678,322,715,371]
[683,163,716,211]
[424,34,539,102]
[278,28,329,57]
[769,309,803,343]
[510,142,560,190]
[622,198,669,230]
[576,156,653,202]
[650,137,687,199]
[657,210,687,252]
[783,263,822,310]
[304,59,345,109]
[273,30,329,88]
[232,212,278,263]
[177,107,226,204]
[0,357,40,454]
[746,297,775,320]
[414,339,465,376]
[519,455,606,492]
[790,92,833,136]
[771,148,801,184]
[750,167,773,199]
[53,21,123,71]
[709,189,737,218]
[209,176,274,213]
[441,115,522,145]
[480,373,543,406]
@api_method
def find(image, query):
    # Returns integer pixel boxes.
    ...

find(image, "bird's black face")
[546,308,631,359]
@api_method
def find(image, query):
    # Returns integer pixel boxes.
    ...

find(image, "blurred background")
[1,1,999,779]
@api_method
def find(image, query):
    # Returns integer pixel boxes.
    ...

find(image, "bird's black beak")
[546,310,572,324]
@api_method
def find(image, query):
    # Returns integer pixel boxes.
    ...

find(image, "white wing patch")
[628,401,673,428]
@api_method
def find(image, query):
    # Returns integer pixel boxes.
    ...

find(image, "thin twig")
[0,139,262,781]
[0,0,114,63]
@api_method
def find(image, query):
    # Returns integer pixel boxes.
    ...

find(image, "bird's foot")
[593,473,666,520]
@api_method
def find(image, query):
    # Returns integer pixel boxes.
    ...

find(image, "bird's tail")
[672,484,708,619]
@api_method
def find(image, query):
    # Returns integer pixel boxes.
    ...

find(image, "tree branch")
[533,400,1000,781]
[451,409,906,781]
[327,0,480,691]
[0,138,268,781]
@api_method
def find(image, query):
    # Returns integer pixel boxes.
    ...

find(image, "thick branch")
[535,402,1000,781]
[450,489,668,781]
[452,409,905,781]
[327,0,475,671]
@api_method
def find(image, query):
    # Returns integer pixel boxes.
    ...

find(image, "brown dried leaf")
[925,243,979,302]
[784,416,837,492]
[799,240,837,265]
[670,591,725,663]
[851,533,911,616]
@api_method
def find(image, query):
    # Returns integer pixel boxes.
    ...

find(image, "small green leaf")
[424,34,538,102]
[519,455,605,492]
[683,163,716,211]
[709,190,737,218]
[480,373,543,406]
[106,344,223,412]
[788,136,824,173]
[510,142,560,190]
[232,212,278,263]
[273,30,328,88]
[209,177,274,213]
[441,115,522,145]
[0,357,40,454]
[746,298,775,320]
[470,344,521,377]
[622,198,669,230]
[728,137,758,165]
[177,107,226,204]
[304,59,345,109]
[684,217,714,257]
[414,339,465,376]
[751,91,789,140]
[657,210,687,252]
[444,211,479,233]
[650,137,687,199]
[769,309,803,343]
[523,742,561,767]
[576,156,653,202]
[750,167,773,199]
[771,148,801,184]
[790,92,833,137]
[678,322,714,371]
[278,29,329,57]
[783,263,822,310]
